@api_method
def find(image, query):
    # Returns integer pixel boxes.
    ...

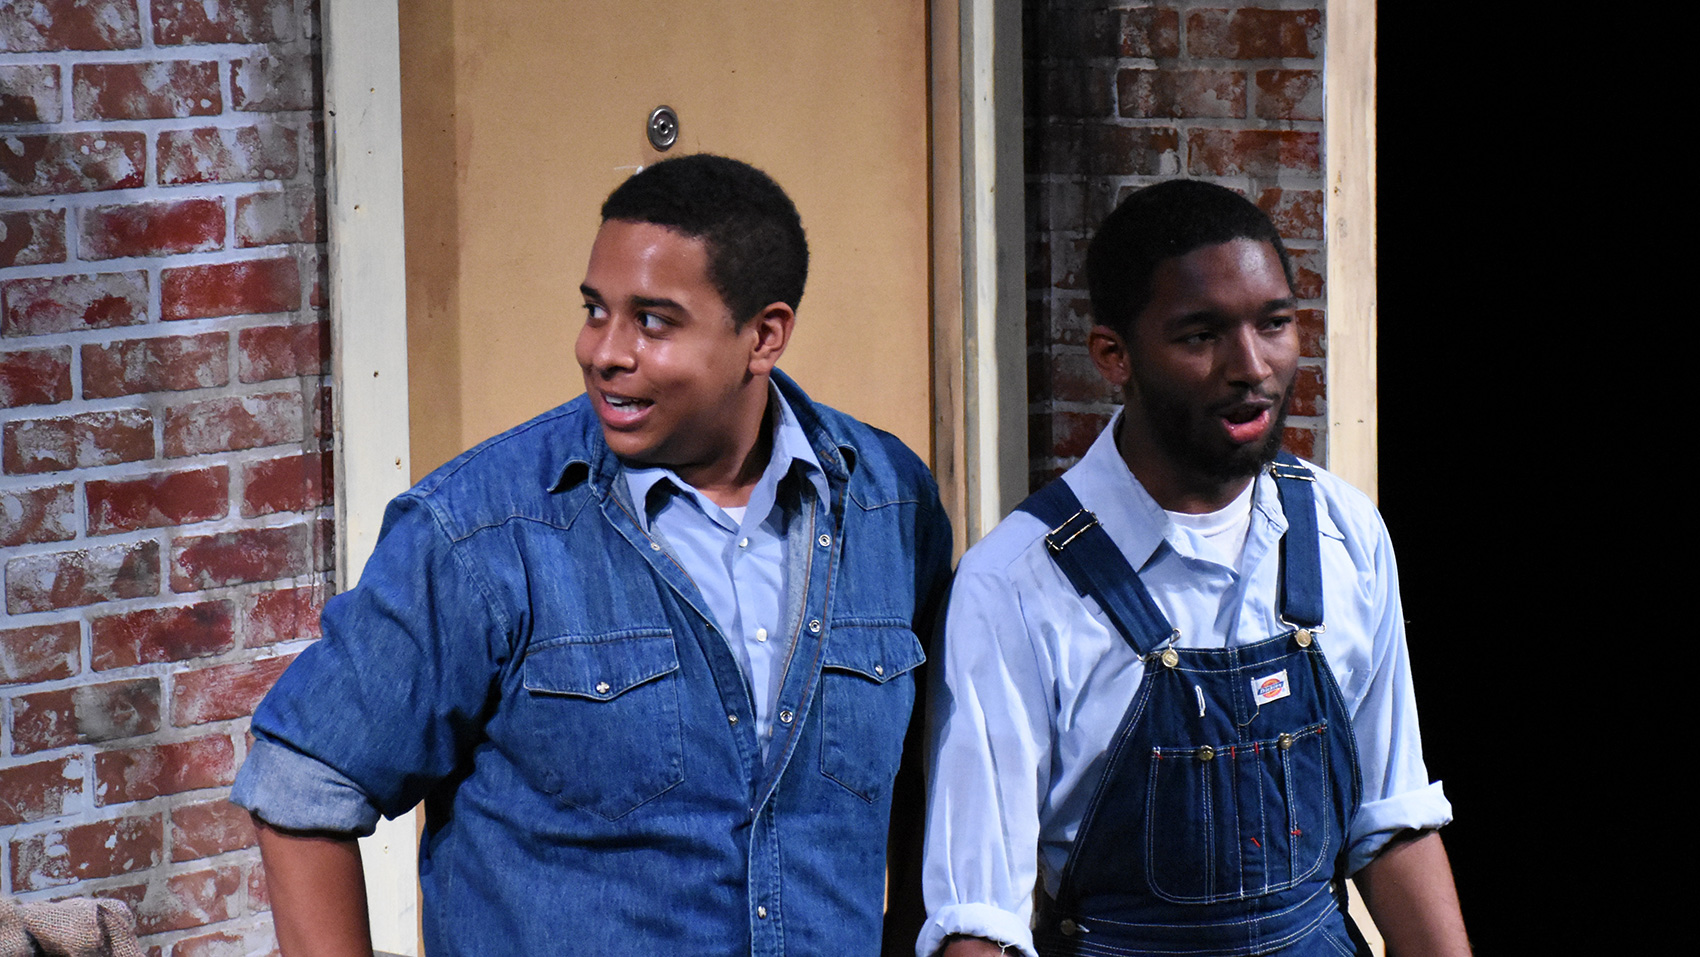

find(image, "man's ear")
[746,302,796,375]
[1087,324,1132,387]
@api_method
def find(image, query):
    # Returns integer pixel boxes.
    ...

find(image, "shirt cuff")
[917,903,1036,957]
[1345,780,1453,874]
[230,737,384,836]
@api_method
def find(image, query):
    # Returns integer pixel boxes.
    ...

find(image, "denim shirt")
[233,371,954,956]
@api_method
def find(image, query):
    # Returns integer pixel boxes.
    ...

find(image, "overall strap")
[1270,452,1324,628]
[1015,481,1175,656]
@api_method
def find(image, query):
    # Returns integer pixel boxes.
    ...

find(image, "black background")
[1376,7,1625,948]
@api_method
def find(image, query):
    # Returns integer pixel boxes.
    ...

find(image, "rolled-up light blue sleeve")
[1337,506,1453,873]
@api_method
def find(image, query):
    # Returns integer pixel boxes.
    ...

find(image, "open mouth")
[1218,400,1275,444]
[595,389,653,426]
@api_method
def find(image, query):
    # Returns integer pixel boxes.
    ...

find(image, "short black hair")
[601,154,808,326]
[1086,180,1295,337]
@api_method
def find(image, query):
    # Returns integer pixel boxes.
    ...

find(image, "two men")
[918,181,1468,956]
[237,160,1461,956]
[234,155,952,955]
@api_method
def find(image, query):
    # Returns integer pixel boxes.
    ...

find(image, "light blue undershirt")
[623,387,826,758]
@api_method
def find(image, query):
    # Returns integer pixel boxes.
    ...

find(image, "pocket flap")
[822,624,925,684]
[523,632,679,701]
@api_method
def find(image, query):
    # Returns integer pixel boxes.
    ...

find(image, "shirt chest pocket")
[516,631,684,820]
[818,624,925,802]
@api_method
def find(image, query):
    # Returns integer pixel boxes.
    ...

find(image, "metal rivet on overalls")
[874,665,884,676]
[818,533,831,548]
[779,709,794,725]
[1059,919,1079,937]
[650,541,662,551]
[1197,745,1215,761]
[808,619,822,634]
[728,714,739,725]
[595,681,610,695]
[1278,733,1293,750]
[756,905,768,919]
[1295,629,1312,648]
[1161,648,1179,668]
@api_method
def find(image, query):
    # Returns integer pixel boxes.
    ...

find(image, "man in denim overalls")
[918,182,1468,957]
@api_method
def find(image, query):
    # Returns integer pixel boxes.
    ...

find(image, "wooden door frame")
[316,0,1376,952]
[1325,0,1379,498]
[320,1,419,953]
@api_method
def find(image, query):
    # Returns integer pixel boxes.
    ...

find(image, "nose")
[1222,325,1273,387]
[576,316,636,379]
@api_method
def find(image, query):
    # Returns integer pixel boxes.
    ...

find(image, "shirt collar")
[1065,408,1286,571]
[621,384,825,534]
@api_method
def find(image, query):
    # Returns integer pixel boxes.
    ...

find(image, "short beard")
[1144,390,1292,486]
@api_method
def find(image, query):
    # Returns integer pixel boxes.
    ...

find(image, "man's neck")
[679,387,775,508]
[1114,415,1255,514]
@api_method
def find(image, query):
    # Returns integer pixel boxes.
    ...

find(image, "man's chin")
[1166,412,1289,486]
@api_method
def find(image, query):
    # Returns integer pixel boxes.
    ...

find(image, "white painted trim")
[1326,6,1386,952]
[320,0,419,952]
[960,0,1028,542]
[1324,0,1379,500]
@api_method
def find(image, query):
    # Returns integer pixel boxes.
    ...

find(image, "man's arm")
[1355,829,1470,957]
[256,819,375,957]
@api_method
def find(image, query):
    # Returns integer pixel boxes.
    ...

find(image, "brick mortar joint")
[0,445,330,494]
[0,113,317,138]
[0,44,296,69]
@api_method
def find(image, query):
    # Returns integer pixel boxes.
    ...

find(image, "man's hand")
[255,818,376,957]
[1356,829,1470,957]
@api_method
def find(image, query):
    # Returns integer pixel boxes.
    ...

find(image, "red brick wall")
[1,2,326,952]
[1025,1,1327,487]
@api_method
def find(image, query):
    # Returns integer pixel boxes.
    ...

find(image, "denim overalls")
[1017,455,1371,957]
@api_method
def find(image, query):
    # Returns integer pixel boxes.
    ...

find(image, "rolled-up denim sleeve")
[231,736,384,835]
[231,491,508,832]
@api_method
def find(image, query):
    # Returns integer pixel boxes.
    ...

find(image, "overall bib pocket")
[1144,721,1333,903]
[818,623,925,802]
[518,630,684,820]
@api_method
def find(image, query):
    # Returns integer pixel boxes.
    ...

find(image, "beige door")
[399,0,935,479]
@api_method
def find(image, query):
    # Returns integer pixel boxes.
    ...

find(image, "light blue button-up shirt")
[624,387,826,757]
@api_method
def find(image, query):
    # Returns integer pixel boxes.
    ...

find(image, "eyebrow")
[1160,297,1299,333]
[578,284,683,313]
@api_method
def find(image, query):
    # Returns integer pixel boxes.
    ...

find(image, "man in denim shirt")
[233,155,953,956]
